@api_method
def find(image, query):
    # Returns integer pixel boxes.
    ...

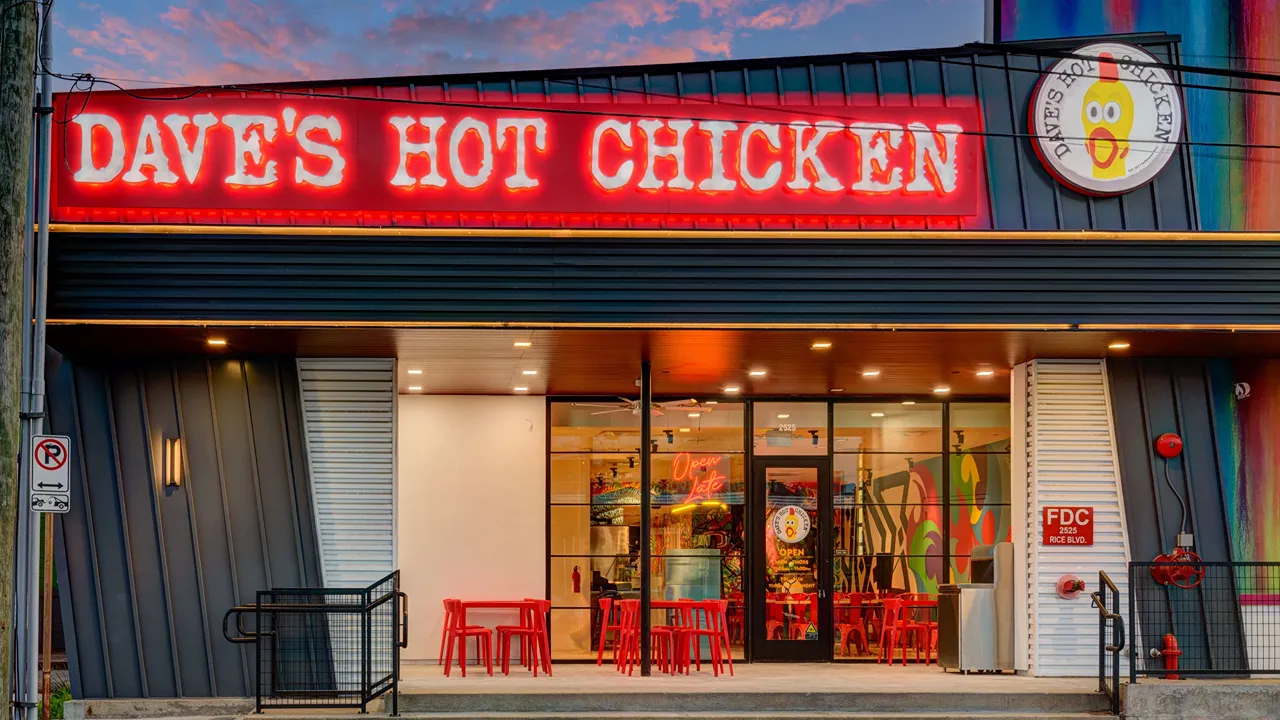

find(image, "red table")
[456,600,550,675]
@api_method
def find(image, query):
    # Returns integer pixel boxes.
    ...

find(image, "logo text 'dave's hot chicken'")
[53,96,982,218]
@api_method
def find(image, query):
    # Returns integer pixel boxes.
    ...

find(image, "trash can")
[937,583,997,673]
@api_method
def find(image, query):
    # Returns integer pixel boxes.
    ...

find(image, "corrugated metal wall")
[47,351,321,698]
[48,234,1280,325]
[296,359,396,586]
[1019,360,1130,676]
[1107,357,1244,669]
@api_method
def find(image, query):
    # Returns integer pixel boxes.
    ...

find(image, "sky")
[54,0,986,87]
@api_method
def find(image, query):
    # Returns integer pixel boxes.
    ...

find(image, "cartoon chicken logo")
[783,508,799,541]
[1081,52,1134,180]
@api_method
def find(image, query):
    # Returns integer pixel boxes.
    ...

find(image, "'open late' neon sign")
[53,94,981,222]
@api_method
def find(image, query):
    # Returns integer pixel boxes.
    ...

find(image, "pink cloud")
[740,0,871,30]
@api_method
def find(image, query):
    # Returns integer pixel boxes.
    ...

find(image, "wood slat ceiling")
[46,326,1280,397]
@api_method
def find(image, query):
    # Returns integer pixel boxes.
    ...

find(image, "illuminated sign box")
[52,95,981,226]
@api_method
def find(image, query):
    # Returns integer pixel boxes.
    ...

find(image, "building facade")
[43,32,1279,697]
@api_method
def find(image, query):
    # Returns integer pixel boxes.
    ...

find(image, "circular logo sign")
[771,505,811,544]
[1030,41,1183,195]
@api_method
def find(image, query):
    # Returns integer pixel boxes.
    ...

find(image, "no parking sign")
[30,435,70,514]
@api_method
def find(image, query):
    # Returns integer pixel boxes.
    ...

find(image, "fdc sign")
[1042,506,1094,546]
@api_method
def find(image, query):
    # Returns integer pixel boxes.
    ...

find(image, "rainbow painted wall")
[1210,360,1280,562]
[997,0,1280,230]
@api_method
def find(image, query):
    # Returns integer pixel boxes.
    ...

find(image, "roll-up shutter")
[1023,359,1131,676]
[297,359,396,586]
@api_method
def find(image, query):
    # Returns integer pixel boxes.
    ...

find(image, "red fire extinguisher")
[572,565,581,594]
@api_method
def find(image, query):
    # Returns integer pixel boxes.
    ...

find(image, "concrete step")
[252,707,1121,712]
[390,691,1112,715]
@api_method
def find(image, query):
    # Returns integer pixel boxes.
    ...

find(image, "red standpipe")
[1161,634,1182,680]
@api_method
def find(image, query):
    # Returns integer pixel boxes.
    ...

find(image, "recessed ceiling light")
[862,370,880,377]
[522,369,538,375]
[976,370,995,377]
[514,386,529,392]
[514,341,532,348]
[871,412,885,418]
[830,388,844,392]
[207,338,227,346]
[705,401,719,405]
[688,412,701,418]
[724,386,741,394]
[811,341,832,349]
[407,369,423,375]
[902,400,916,405]
[679,427,692,433]
[933,386,951,394]
[408,386,422,392]
[749,369,767,377]
[777,414,791,419]
[1108,341,1131,350]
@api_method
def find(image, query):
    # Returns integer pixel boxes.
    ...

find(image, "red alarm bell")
[1155,433,1183,459]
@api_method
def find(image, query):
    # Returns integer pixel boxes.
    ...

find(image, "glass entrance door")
[750,457,831,661]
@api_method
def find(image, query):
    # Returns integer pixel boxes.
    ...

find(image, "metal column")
[639,360,651,676]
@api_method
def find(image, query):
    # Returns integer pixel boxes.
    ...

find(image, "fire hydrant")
[1154,633,1182,680]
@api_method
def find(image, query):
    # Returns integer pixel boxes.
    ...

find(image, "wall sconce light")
[163,436,183,488]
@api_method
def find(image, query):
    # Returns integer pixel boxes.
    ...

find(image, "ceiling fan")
[572,397,702,416]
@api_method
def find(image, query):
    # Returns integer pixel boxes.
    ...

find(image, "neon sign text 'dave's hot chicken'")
[54,96,981,220]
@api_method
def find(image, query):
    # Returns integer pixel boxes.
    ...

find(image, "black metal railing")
[1129,561,1280,678]
[1090,570,1124,715]
[224,571,408,714]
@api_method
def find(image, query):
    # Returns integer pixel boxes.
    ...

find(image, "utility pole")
[0,2,39,718]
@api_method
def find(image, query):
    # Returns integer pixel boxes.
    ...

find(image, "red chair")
[876,598,909,666]
[437,598,456,665]
[836,593,868,656]
[595,598,624,666]
[682,600,735,676]
[614,600,677,676]
[764,593,787,640]
[497,599,552,676]
[788,593,818,640]
[902,598,939,665]
[727,592,745,644]
[442,599,493,677]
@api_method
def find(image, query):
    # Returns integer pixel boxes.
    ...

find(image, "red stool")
[442,599,493,677]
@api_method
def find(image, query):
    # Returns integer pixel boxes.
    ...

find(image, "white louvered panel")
[1026,359,1131,677]
[298,358,397,587]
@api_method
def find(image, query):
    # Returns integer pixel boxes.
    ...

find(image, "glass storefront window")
[753,402,828,456]
[550,398,1008,661]
[949,402,1012,452]
[833,402,943,453]
[550,400,746,660]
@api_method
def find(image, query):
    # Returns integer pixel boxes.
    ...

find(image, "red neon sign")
[52,93,980,225]
[673,453,729,503]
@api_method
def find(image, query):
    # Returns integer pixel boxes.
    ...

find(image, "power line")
[53,72,1280,155]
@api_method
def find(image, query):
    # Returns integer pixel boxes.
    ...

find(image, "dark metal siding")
[49,233,1280,325]
[1107,358,1243,667]
[48,351,320,699]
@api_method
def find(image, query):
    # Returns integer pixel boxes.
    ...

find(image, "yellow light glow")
[1108,341,1131,350]
[862,370,880,377]
[934,386,951,394]
[811,341,832,349]
[976,370,995,377]
[514,341,533,347]
[407,369,423,375]
[207,338,227,346]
